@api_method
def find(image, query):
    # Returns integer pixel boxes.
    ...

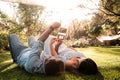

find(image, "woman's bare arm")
[55,39,62,53]
[50,38,58,56]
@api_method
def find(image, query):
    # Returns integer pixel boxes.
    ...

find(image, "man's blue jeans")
[8,34,27,63]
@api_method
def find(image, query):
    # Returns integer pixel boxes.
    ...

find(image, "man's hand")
[50,22,61,30]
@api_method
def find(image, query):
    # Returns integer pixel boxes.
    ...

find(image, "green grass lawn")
[0,47,120,80]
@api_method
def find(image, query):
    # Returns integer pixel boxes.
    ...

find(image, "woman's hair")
[78,58,98,75]
[45,59,65,76]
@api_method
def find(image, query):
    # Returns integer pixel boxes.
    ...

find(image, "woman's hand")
[56,39,62,46]
[50,38,58,56]
[55,39,62,53]
[50,38,56,45]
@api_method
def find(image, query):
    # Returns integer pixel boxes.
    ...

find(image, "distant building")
[97,35,120,46]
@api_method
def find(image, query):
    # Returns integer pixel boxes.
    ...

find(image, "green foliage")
[1,3,45,36]
[0,12,6,18]
[99,0,120,16]
[71,39,89,48]
[0,11,9,26]
[0,9,19,34]
[86,0,120,37]
[0,2,46,46]
[67,20,88,40]
[16,3,44,36]
[89,25,102,37]
[99,0,120,26]
[0,33,9,50]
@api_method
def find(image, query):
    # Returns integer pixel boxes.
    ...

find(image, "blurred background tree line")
[0,3,45,50]
[0,0,120,50]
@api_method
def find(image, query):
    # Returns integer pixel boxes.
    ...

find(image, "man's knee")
[9,34,17,39]
[28,36,36,47]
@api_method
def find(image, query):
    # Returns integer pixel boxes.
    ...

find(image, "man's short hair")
[45,59,65,76]
[78,58,98,75]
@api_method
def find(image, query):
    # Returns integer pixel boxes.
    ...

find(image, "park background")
[0,0,120,80]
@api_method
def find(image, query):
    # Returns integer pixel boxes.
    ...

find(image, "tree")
[0,10,12,50]
[15,3,44,36]
[95,0,120,35]
[78,0,120,36]
[99,0,120,17]
[89,25,102,37]
[0,2,45,49]
[67,19,89,40]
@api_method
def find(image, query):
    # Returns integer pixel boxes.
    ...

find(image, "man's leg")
[28,36,36,48]
[8,34,27,63]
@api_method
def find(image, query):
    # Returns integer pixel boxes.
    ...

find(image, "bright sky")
[0,0,99,27]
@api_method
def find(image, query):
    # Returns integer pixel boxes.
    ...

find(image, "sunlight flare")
[0,59,12,64]
[0,0,99,27]
[1,64,17,72]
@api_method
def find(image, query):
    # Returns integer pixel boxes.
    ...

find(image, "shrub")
[0,33,9,50]
[71,39,89,48]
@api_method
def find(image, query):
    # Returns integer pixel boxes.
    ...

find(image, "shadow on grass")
[0,63,65,80]
[114,66,120,71]
[0,63,13,71]
[99,65,120,80]
[0,51,65,80]
[0,62,104,80]
[0,51,12,63]
[66,71,104,80]
[81,72,104,80]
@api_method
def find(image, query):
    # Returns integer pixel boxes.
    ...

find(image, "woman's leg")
[8,34,27,63]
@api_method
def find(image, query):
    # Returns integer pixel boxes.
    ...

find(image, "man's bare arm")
[38,22,61,42]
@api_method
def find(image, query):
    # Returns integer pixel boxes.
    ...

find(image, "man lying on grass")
[8,22,65,76]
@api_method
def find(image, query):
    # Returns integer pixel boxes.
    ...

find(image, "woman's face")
[70,58,79,69]
[66,57,85,72]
